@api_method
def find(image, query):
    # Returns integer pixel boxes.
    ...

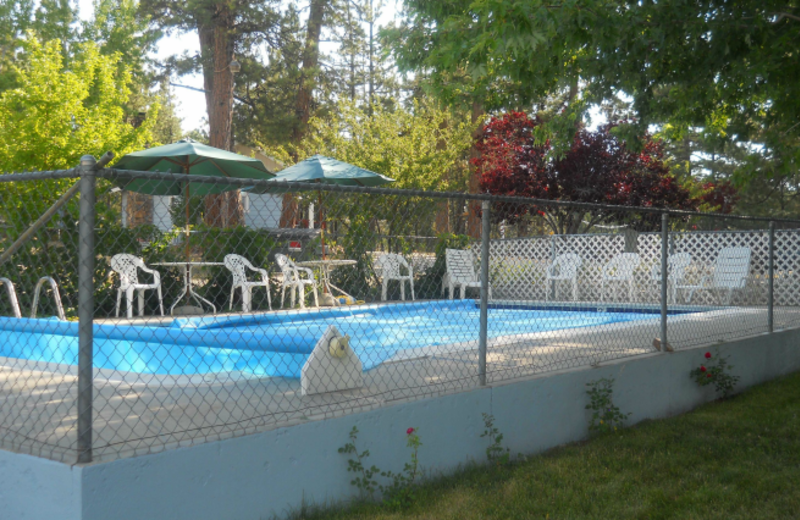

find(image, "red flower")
[700,366,707,372]
[406,427,415,435]
[706,374,712,378]
[705,352,712,359]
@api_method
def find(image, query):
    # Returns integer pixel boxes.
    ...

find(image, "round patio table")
[296,259,357,306]
[152,261,224,315]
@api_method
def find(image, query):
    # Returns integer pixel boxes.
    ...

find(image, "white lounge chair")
[676,247,751,304]
[650,252,692,303]
[110,254,164,318]
[445,248,491,300]
[545,253,582,301]
[376,253,415,301]
[600,253,641,302]
[275,254,319,309]
[224,254,272,313]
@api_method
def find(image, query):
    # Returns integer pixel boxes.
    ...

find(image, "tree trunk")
[281,0,327,228]
[199,2,243,228]
[467,100,484,238]
[124,191,153,228]
[434,118,450,233]
[292,0,326,142]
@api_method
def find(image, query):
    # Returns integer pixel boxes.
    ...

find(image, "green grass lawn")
[294,371,800,520]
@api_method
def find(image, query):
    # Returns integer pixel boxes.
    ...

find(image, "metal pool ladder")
[31,276,66,321]
[0,277,21,318]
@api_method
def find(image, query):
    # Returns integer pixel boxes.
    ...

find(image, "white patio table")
[152,261,225,315]
[296,259,357,306]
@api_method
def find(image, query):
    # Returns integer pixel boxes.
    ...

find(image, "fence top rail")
[3,163,799,225]
[0,168,79,182]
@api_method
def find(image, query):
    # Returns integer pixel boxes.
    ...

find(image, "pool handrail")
[31,276,66,321]
[0,277,22,318]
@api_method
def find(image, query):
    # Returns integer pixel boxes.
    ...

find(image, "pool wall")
[4,327,800,520]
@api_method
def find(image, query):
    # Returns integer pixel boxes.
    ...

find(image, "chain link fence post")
[660,212,668,352]
[77,155,97,463]
[478,200,490,386]
[768,221,775,333]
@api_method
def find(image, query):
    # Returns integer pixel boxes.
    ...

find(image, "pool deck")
[1,301,799,463]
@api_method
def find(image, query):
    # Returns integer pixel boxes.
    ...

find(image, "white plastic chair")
[600,253,641,302]
[676,247,751,304]
[110,254,164,318]
[445,248,491,300]
[545,253,582,301]
[275,254,319,309]
[224,254,272,313]
[650,252,692,303]
[376,253,415,301]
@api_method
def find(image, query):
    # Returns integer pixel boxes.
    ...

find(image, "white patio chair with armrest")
[600,253,641,302]
[650,252,692,303]
[224,254,272,313]
[545,253,582,301]
[445,248,492,300]
[676,247,751,305]
[110,254,164,318]
[376,253,415,301]
[275,254,319,309]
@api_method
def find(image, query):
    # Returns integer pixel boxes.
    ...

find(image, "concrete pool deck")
[1,301,799,464]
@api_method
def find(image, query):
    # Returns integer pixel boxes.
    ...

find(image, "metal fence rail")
[0,157,799,463]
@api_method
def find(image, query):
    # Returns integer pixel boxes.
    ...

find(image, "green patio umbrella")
[247,154,395,259]
[113,138,274,196]
[113,138,276,258]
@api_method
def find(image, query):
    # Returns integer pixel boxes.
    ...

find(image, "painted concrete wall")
[4,329,800,520]
[243,192,281,229]
[152,195,173,232]
[123,192,284,231]
[0,450,81,520]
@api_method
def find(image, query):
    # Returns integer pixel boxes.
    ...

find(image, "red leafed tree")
[474,113,699,233]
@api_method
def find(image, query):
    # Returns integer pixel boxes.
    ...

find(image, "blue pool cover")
[0,300,661,378]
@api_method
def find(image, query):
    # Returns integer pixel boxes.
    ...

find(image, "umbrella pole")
[319,191,326,263]
[185,181,190,261]
[184,167,191,307]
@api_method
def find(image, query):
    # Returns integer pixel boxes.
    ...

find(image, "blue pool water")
[0,300,663,378]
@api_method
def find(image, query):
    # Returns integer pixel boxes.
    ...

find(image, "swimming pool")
[0,300,667,378]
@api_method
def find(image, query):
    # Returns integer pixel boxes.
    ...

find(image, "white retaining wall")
[3,328,800,520]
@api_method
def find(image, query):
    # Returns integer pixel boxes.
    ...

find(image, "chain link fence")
[1,157,799,463]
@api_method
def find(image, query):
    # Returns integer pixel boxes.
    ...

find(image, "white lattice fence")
[479,237,552,300]
[486,228,800,306]
[774,230,800,306]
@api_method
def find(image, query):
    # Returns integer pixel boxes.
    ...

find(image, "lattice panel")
[486,228,800,306]
[479,237,552,300]
[774,230,800,306]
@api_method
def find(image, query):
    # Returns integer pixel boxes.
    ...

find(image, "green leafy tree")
[0,37,156,173]
[387,0,800,187]
[0,35,157,235]
[265,99,475,296]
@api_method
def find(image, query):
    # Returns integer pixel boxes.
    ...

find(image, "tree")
[0,36,157,237]
[140,0,283,226]
[0,37,156,173]
[474,113,699,233]
[387,1,800,185]
[263,98,475,289]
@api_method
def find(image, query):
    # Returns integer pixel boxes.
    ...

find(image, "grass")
[291,371,800,520]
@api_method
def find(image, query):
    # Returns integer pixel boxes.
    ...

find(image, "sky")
[77,0,402,134]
